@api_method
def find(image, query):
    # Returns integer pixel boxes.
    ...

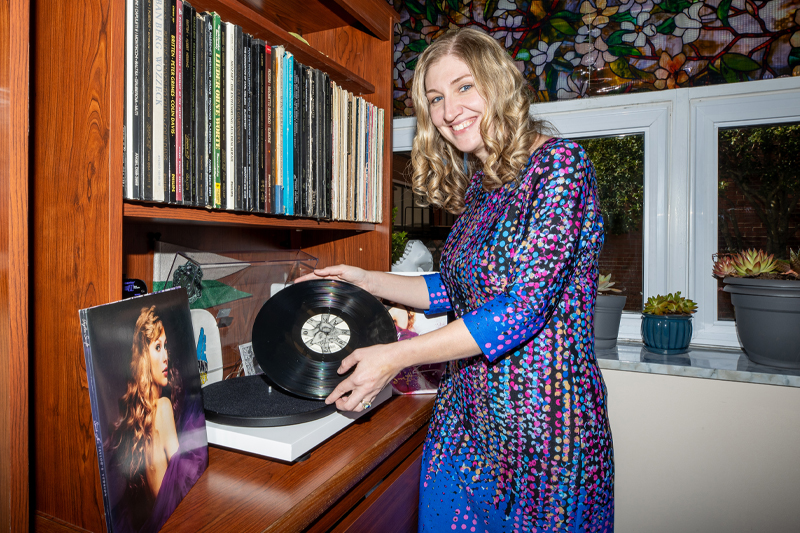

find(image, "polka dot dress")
[420,139,614,532]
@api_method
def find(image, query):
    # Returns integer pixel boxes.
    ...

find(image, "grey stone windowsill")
[595,342,800,388]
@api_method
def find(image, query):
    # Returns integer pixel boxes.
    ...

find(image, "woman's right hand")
[294,264,373,294]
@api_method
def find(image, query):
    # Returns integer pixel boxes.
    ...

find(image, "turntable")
[173,249,397,462]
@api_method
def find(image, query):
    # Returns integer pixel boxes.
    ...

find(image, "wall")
[602,369,800,533]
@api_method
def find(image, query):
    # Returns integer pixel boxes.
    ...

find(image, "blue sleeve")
[461,144,595,362]
[422,272,452,314]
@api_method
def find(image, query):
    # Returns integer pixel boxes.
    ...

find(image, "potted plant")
[641,292,698,355]
[594,273,626,350]
[712,248,800,369]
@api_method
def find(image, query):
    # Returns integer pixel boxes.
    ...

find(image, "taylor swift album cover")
[79,287,208,533]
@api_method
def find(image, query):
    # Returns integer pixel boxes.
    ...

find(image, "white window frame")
[690,81,800,346]
[392,76,800,348]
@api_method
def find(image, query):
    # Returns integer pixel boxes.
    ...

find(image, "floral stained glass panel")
[389,0,800,116]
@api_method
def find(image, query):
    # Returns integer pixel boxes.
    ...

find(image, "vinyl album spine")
[234,28,244,212]
[309,68,318,217]
[124,0,140,199]
[273,45,284,215]
[292,59,301,217]
[182,2,195,205]
[204,13,214,207]
[174,0,183,204]
[212,12,222,208]
[143,0,153,200]
[152,0,166,202]
[252,39,263,213]
[220,22,229,209]
[242,34,257,211]
[160,0,171,202]
[302,65,311,217]
[79,310,114,533]
[284,51,294,216]
[324,74,332,219]
[264,43,273,214]
[167,0,177,203]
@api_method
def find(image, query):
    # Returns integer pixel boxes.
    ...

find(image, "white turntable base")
[204,386,392,462]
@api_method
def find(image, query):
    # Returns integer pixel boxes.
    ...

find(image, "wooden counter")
[37,395,434,533]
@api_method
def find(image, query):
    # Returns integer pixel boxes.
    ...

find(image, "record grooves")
[251,279,396,400]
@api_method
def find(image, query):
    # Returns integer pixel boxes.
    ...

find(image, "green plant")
[391,207,409,264]
[643,292,698,316]
[597,273,622,293]
[731,249,779,277]
[775,248,800,279]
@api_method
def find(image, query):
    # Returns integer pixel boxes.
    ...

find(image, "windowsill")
[596,341,800,388]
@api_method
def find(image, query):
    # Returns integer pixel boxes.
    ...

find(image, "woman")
[299,27,613,532]
[107,305,182,532]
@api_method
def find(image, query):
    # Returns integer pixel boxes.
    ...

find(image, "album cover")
[79,288,208,533]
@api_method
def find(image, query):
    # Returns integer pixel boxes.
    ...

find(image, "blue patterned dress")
[419,138,614,532]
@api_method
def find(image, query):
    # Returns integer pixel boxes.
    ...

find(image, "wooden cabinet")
[22,0,409,531]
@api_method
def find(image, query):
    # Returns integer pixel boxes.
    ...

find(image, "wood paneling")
[0,0,29,531]
[31,0,123,530]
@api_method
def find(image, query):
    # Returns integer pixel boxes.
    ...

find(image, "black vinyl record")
[251,280,396,400]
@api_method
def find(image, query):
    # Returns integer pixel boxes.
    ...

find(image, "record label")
[251,280,396,399]
[300,313,351,354]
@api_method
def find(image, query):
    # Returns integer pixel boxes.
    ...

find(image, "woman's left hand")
[326,343,404,412]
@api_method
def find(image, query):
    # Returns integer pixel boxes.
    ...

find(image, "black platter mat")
[251,279,396,400]
[202,375,336,427]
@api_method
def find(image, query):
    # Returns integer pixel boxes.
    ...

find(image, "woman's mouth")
[451,118,475,132]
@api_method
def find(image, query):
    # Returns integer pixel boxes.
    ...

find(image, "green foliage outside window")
[580,135,645,236]
[718,124,800,258]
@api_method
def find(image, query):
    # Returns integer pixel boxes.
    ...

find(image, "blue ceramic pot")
[641,313,693,355]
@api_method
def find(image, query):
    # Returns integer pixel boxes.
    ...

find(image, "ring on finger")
[361,399,372,410]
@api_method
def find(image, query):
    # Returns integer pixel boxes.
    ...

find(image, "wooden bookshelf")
[26,0,402,531]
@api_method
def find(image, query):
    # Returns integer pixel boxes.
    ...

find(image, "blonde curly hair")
[411,27,552,214]
[107,306,182,496]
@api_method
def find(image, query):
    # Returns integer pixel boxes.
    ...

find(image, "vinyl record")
[251,280,396,399]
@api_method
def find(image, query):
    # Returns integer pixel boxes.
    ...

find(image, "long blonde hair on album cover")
[411,27,552,214]
[107,305,182,493]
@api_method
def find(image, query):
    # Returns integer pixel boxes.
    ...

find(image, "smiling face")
[148,330,169,390]
[425,54,489,162]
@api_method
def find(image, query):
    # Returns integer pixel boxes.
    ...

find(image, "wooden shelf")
[124,202,376,231]
[190,0,376,95]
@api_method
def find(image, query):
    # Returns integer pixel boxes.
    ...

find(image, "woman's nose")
[443,97,461,123]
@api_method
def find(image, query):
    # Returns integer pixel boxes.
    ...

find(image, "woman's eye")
[459,84,472,93]
[429,95,442,104]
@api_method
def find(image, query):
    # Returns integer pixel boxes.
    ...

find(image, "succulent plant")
[711,254,736,279]
[643,292,698,316]
[597,273,622,293]
[731,249,779,277]
[775,248,800,279]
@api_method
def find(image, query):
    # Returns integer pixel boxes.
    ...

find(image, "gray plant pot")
[594,294,627,350]
[723,277,800,369]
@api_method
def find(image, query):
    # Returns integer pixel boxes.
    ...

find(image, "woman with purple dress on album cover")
[106,305,207,533]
